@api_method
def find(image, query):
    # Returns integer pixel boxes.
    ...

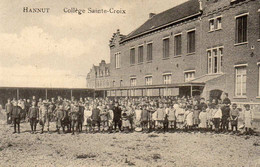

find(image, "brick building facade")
[86,60,110,89]
[87,0,260,104]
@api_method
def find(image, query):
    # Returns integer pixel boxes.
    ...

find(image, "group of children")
[4,94,255,135]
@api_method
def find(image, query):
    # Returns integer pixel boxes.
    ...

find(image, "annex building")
[86,0,260,104]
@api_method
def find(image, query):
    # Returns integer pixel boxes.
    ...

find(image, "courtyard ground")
[0,121,259,167]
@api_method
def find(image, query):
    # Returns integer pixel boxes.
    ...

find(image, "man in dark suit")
[113,102,122,132]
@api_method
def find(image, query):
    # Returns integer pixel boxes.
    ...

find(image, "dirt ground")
[0,122,259,167]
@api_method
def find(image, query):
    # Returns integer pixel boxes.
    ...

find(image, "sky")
[0,0,187,88]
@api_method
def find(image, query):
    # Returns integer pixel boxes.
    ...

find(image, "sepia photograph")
[0,0,260,166]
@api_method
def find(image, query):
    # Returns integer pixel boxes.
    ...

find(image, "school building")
[86,0,260,105]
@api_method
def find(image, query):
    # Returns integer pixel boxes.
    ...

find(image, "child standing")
[243,104,254,135]
[193,104,200,129]
[141,105,149,133]
[199,107,208,132]
[230,103,239,133]
[175,103,185,130]
[184,105,193,131]
[83,104,92,133]
[100,105,108,133]
[167,105,176,131]
[206,104,213,131]
[9,101,21,134]
[107,104,114,133]
[212,105,222,133]
[121,106,130,133]
[156,103,166,132]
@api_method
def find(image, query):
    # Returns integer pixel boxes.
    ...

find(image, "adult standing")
[113,102,122,132]
[5,98,13,124]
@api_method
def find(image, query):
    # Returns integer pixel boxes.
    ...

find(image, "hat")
[244,104,250,108]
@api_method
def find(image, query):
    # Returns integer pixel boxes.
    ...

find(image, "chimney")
[149,13,156,19]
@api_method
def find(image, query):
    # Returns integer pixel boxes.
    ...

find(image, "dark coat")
[10,106,21,119]
[28,107,39,119]
[113,106,122,121]
[91,108,100,122]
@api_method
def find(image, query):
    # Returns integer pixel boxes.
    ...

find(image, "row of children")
[5,94,255,135]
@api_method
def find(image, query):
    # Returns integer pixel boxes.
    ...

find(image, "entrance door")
[209,89,223,102]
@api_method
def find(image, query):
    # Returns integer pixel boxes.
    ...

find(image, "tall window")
[235,66,247,96]
[163,38,170,58]
[174,34,182,56]
[219,48,223,73]
[259,11,260,39]
[130,78,137,86]
[163,74,172,84]
[187,30,195,53]
[145,76,152,85]
[115,52,120,69]
[147,43,153,61]
[209,19,214,31]
[207,47,224,74]
[216,17,222,30]
[184,71,195,82]
[258,64,260,96]
[213,49,218,73]
[130,48,135,65]
[207,50,212,74]
[138,45,144,63]
[235,14,247,44]
[112,81,115,87]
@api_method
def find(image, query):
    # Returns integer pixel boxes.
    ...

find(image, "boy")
[100,105,108,133]
[39,100,48,134]
[28,101,39,134]
[107,104,114,133]
[56,105,64,134]
[212,105,222,133]
[91,104,101,133]
[156,103,166,133]
[70,101,80,135]
[5,98,13,124]
[230,103,239,133]
[221,103,230,133]
[9,101,21,134]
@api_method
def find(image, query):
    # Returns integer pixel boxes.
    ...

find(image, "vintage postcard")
[0,0,260,166]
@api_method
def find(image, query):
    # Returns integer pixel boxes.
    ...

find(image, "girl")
[141,104,149,133]
[243,104,254,135]
[175,103,185,130]
[167,105,176,131]
[206,104,213,131]
[199,106,208,132]
[83,104,92,133]
[184,105,193,131]
[121,106,130,133]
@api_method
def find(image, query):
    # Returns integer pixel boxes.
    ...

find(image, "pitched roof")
[123,0,201,42]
